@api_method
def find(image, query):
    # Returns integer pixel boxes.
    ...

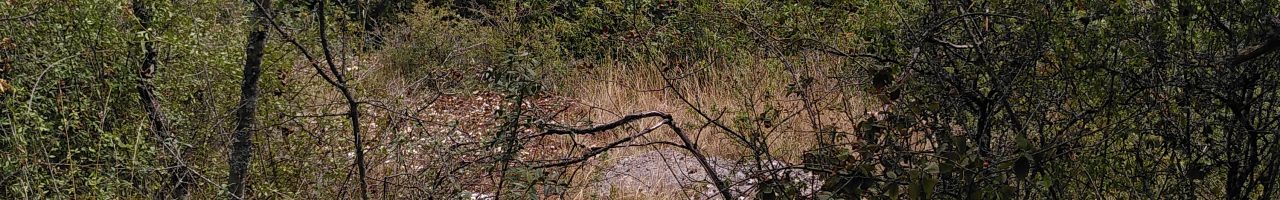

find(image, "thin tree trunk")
[129,1,196,199]
[316,1,368,199]
[359,0,381,48]
[227,0,269,198]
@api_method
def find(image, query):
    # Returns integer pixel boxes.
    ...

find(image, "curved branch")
[816,45,902,64]
[536,111,668,136]
[0,7,45,21]
[928,12,1027,34]
[532,118,668,169]
[531,111,736,200]
[1228,37,1280,66]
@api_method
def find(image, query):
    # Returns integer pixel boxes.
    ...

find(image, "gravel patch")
[592,150,823,199]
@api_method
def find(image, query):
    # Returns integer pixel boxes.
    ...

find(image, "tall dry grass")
[347,5,884,197]
[537,51,879,199]
[555,51,870,162]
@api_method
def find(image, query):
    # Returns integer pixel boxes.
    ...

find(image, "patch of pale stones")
[593,150,823,199]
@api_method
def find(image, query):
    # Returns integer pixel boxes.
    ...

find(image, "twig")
[0,7,46,21]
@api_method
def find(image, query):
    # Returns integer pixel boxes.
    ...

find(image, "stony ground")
[394,90,822,199]
[591,150,823,199]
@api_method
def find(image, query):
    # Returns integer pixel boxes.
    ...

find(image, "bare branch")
[530,111,735,200]
[0,7,45,21]
[1228,37,1280,66]
[536,111,668,136]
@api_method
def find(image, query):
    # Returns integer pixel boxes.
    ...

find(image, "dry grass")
[286,48,877,199]
[548,52,874,199]
[556,52,867,159]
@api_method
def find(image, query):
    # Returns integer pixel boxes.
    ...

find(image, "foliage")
[816,1,1280,199]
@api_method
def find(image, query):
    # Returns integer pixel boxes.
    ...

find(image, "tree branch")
[1228,36,1280,66]
[531,111,735,200]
